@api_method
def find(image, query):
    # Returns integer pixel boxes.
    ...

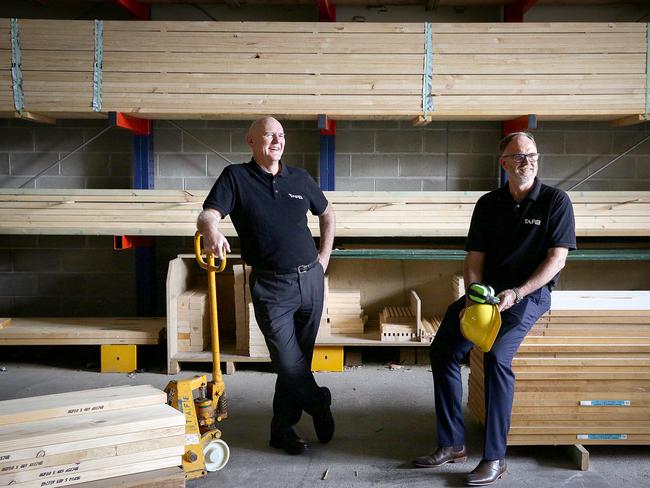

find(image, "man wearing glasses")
[198,117,336,456]
[413,132,576,485]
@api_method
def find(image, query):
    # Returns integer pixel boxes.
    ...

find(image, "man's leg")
[414,297,474,468]
[431,297,475,448]
[272,264,326,434]
[293,264,333,443]
[250,271,324,442]
[482,287,550,461]
[465,289,552,484]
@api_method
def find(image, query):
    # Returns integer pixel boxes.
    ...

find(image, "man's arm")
[317,203,336,272]
[197,208,231,260]
[464,250,485,309]
[497,246,569,312]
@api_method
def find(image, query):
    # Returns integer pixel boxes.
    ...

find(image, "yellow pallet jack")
[165,231,229,479]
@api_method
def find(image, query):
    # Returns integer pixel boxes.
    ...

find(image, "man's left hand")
[318,253,330,272]
[497,289,517,312]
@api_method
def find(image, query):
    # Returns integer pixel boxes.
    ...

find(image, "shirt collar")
[248,158,287,177]
[497,177,541,203]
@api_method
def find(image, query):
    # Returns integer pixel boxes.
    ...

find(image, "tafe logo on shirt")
[288,193,304,200]
[524,218,541,226]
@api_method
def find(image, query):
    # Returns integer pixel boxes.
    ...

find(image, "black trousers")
[429,287,551,460]
[249,263,327,437]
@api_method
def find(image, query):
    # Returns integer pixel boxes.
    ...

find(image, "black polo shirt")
[465,178,576,296]
[203,159,329,270]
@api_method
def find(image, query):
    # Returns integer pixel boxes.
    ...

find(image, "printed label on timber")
[66,404,105,414]
[1,459,45,472]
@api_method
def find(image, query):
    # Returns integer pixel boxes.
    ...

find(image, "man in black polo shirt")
[413,132,576,486]
[197,117,336,455]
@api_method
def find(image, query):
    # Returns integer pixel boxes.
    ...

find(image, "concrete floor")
[1,347,649,488]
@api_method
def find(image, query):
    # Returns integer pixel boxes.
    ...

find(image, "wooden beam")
[14,111,56,125]
[609,114,648,127]
[412,115,432,126]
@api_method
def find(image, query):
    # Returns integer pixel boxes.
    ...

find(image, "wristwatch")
[512,287,523,304]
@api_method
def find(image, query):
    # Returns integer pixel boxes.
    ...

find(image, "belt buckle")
[297,264,308,274]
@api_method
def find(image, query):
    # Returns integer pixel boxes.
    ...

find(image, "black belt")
[253,259,319,276]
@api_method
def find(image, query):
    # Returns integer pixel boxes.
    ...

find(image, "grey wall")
[1,1,649,317]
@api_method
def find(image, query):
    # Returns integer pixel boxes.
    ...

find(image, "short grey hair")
[498,132,536,154]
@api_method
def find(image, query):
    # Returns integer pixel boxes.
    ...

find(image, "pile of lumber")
[316,276,331,340]
[468,290,650,445]
[3,190,650,238]
[0,20,645,121]
[176,288,210,352]
[0,385,184,487]
[232,264,268,358]
[327,289,366,335]
[0,317,164,345]
[380,289,421,342]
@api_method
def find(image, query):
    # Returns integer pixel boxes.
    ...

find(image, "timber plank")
[71,467,184,488]
[1,426,185,464]
[0,318,164,345]
[0,447,183,485]
[5,457,181,488]
[0,405,184,456]
[0,436,185,476]
[0,385,165,426]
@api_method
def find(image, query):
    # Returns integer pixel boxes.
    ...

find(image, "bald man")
[198,117,336,455]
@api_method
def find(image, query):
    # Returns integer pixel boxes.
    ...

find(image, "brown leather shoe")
[465,459,507,486]
[412,446,467,468]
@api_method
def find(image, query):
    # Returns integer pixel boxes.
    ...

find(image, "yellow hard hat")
[460,303,502,352]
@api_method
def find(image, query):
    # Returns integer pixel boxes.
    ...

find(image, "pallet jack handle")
[194,230,227,382]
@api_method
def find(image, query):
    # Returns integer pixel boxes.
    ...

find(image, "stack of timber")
[3,190,650,238]
[316,276,331,341]
[419,315,442,343]
[0,20,645,121]
[0,318,164,345]
[468,290,650,446]
[379,289,421,342]
[0,386,184,487]
[232,264,268,357]
[176,288,210,352]
[452,274,465,301]
[327,289,366,334]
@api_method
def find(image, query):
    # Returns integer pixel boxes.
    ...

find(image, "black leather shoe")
[413,445,467,468]
[465,459,507,486]
[313,386,335,444]
[269,431,309,455]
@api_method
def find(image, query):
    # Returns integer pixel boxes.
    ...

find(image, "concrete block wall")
[0,119,133,189]
[0,235,136,317]
[153,119,650,193]
[2,118,650,317]
[1,0,649,317]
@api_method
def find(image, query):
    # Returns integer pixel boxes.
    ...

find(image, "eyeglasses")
[502,153,540,164]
